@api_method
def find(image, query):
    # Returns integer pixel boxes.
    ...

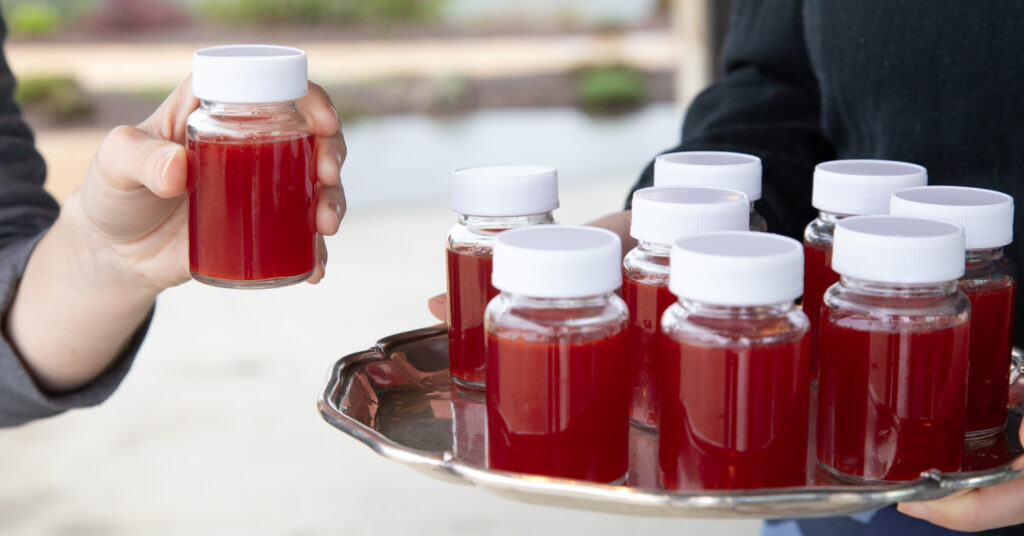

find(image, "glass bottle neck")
[966,247,1004,265]
[199,100,299,115]
[816,210,850,225]
[636,240,671,256]
[838,275,959,297]
[503,291,616,308]
[679,298,796,319]
[458,213,554,232]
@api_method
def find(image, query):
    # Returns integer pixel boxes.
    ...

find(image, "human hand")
[68,76,346,291]
[897,423,1024,531]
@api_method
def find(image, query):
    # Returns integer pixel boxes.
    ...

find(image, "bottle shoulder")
[485,293,628,343]
[962,255,1017,291]
[623,247,670,281]
[186,106,311,141]
[661,302,809,349]
[804,217,835,246]
[823,284,970,331]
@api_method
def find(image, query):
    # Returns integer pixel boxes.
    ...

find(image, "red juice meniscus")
[891,185,1017,439]
[803,160,927,378]
[653,151,767,231]
[623,186,749,429]
[486,226,628,482]
[446,166,558,389]
[659,232,811,490]
[817,215,969,482]
[186,44,316,289]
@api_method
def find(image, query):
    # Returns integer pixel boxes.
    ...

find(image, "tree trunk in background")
[672,0,733,111]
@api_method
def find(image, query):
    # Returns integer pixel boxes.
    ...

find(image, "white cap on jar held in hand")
[630,186,750,245]
[492,225,621,298]
[889,186,1014,250]
[669,232,803,306]
[653,151,762,201]
[451,165,560,217]
[832,216,965,284]
[192,44,308,104]
[812,159,927,215]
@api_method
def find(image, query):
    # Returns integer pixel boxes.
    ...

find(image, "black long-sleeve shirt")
[631,0,1024,342]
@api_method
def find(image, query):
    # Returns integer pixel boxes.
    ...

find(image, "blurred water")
[342,103,681,209]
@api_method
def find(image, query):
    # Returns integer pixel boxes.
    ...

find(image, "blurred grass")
[15,75,94,122]
[575,64,649,113]
[191,0,446,25]
[6,4,61,36]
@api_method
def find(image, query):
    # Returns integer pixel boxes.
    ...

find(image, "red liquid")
[817,317,969,481]
[486,330,630,482]
[803,241,838,379]
[621,275,676,429]
[658,333,810,490]
[187,135,316,283]
[963,282,1017,436]
[446,248,498,387]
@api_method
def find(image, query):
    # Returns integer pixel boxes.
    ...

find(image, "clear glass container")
[659,299,810,490]
[802,210,846,378]
[186,100,316,288]
[445,213,554,389]
[485,291,629,483]
[622,241,672,430]
[817,276,971,482]
[961,247,1017,439]
[749,204,768,232]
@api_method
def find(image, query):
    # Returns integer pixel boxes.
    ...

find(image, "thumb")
[93,125,188,198]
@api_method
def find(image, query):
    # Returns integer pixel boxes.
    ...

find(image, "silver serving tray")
[318,326,1024,519]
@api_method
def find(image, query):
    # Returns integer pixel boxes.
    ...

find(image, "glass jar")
[446,166,558,389]
[485,225,628,483]
[803,159,927,377]
[658,232,810,490]
[891,186,1017,439]
[653,151,767,231]
[187,45,315,289]
[622,186,748,430]
[817,216,970,482]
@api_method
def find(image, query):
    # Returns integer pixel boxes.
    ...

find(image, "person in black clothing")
[601,1,1024,533]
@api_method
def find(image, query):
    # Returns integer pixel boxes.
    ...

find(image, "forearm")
[4,194,157,393]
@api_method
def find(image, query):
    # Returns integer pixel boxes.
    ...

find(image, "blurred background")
[0,0,758,534]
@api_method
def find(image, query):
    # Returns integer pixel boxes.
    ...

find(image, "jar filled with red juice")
[623,186,749,430]
[804,160,927,378]
[659,231,811,490]
[446,166,558,390]
[818,215,970,482]
[485,225,628,482]
[187,45,316,288]
[653,151,767,231]
[891,186,1016,439]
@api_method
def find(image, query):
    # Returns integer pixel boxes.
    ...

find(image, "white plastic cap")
[630,186,750,245]
[192,45,308,104]
[812,159,927,215]
[669,232,803,306]
[889,186,1014,250]
[653,151,762,201]
[451,166,560,217]
[492,226,621,298]
[832,216,965,283]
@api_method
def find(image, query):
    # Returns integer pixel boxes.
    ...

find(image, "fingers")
[298,82,340,136]
[428,294,448,322]
[898,476,1024,532]
[307,234,328,285]
[316,183,346,236]
[137,76,199,143]
[317,132,346,187]
[94,125,188,198]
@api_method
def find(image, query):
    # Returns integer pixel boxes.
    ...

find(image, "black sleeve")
[629,0,835,241]
[0,16,144,426]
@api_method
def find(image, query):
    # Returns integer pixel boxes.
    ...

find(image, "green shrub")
[15,76,94,122]
[192,0,445,25]
[575,64,649,113]
[7,4,61,36]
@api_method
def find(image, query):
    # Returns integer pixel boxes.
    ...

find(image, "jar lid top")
[832,215,965,283]
[812,159,927,215]
[630,186,749,244]
[890,186,1013,249]
[492,225,621,298]
[654,151,762,200]
[192,44,308,104]
[451,165,559,217]
[669,231,803,306]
